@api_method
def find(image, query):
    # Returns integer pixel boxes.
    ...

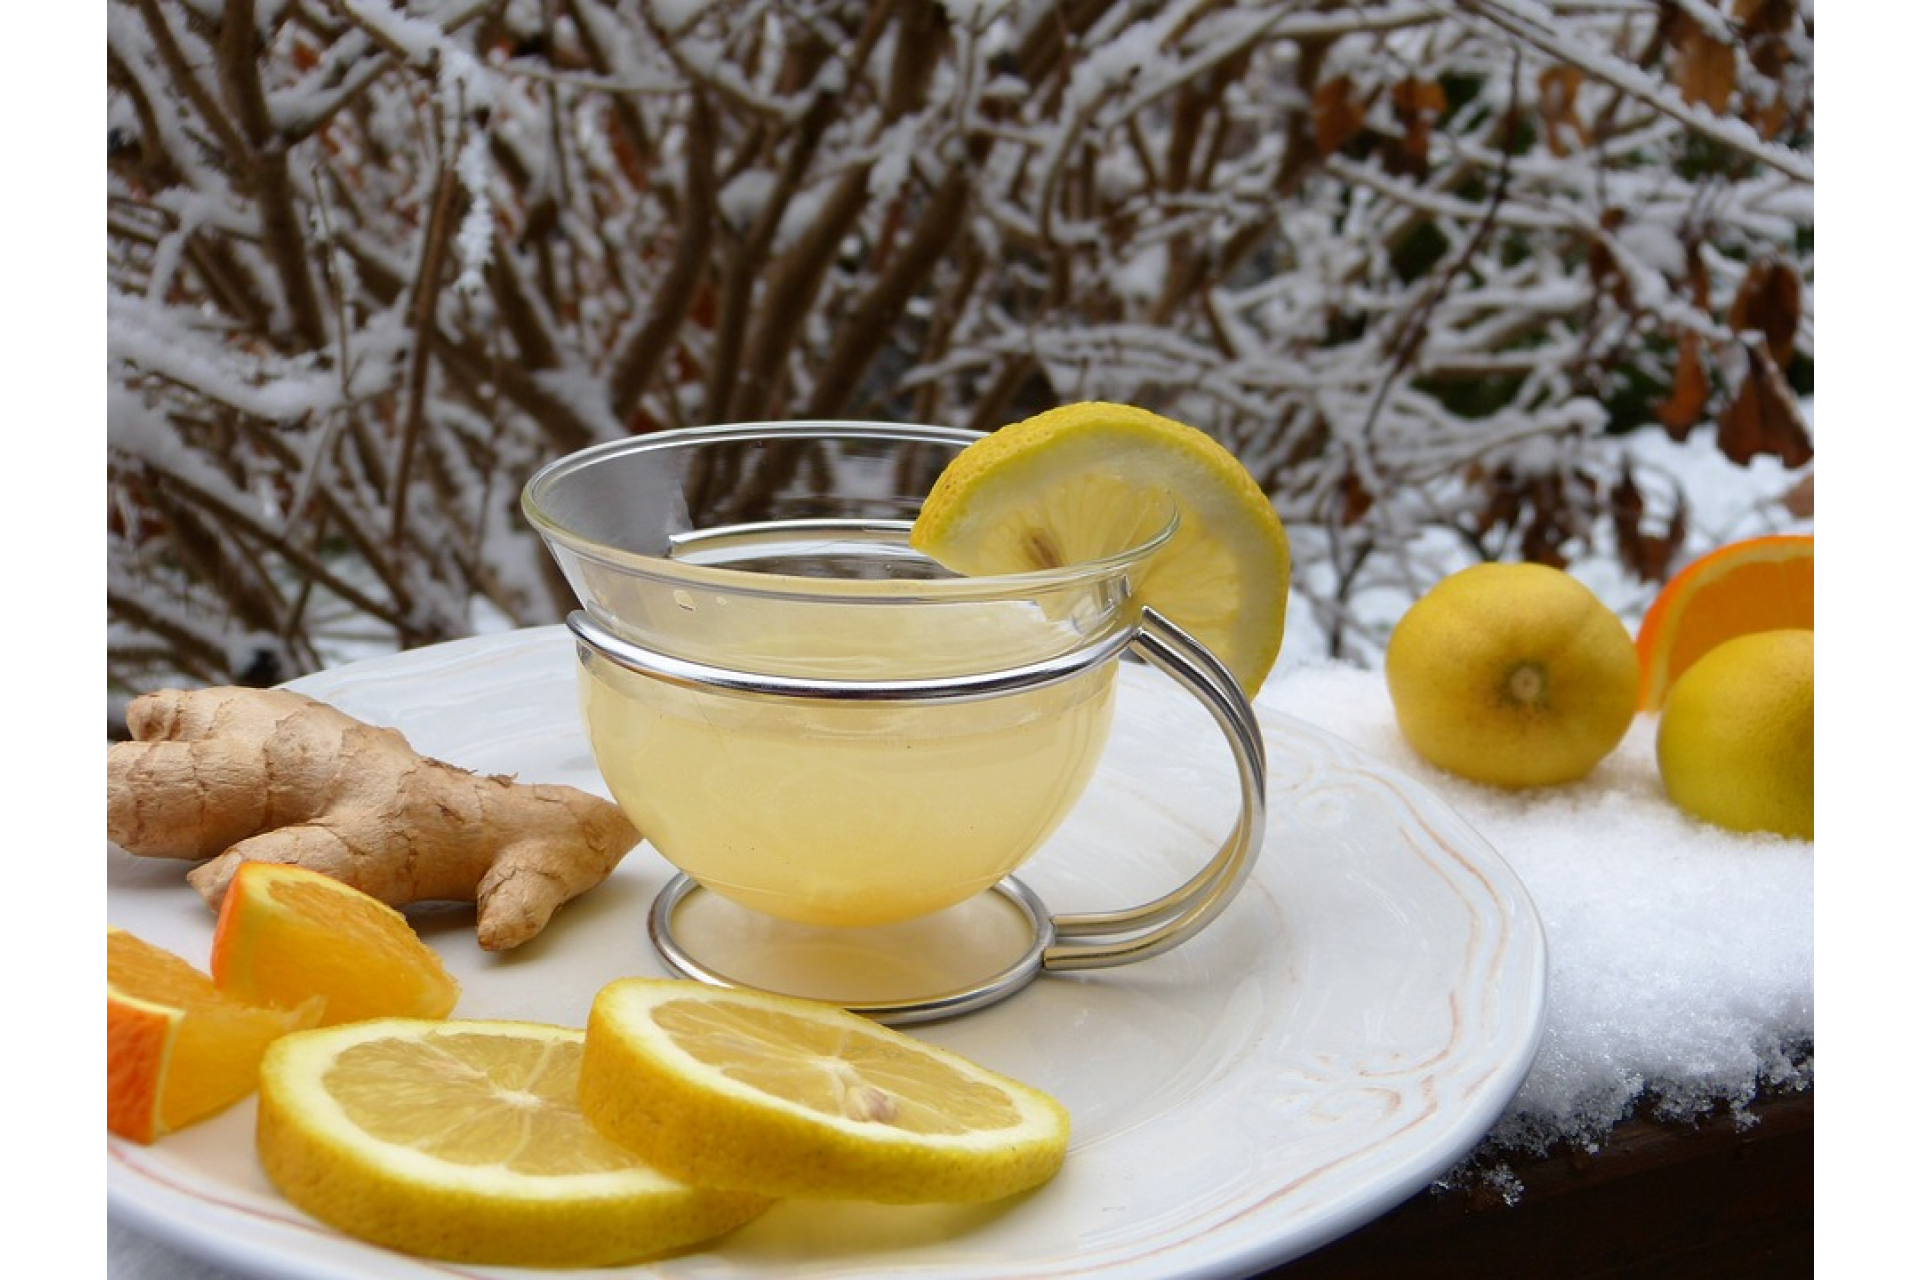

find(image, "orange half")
[107,926,318,1143]
[1635,534,1813,710]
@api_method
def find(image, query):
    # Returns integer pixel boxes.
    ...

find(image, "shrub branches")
[108,0,1813,702]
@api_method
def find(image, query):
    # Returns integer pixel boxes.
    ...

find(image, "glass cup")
[523,421,1265,1021]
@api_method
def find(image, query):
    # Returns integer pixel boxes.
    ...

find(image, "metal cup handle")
[1042,607,1267,971]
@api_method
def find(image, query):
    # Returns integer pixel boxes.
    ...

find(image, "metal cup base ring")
[647,873,1058,1025]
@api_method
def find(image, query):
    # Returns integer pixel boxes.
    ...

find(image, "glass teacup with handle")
[522,420,1265,1023]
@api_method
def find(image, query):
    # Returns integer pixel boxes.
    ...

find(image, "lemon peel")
[1657,629,1813,839]
[1385,562,1639,788]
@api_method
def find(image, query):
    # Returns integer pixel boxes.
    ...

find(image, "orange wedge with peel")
[108,926,319,1143]
[210,862,459,1025]
[1635,534,1813,710]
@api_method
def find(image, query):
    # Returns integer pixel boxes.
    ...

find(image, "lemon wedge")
[580,978,1070,1204]
[910,401,1290,695]
[255,1018,769,1267]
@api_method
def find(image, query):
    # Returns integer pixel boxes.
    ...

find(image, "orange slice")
[211,862,460,1025]
[1635,534,1813,709]
[108,926,319,1143]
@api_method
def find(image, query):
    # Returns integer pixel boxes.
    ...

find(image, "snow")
[451,132,495,294]
[1275,667,1811,1161]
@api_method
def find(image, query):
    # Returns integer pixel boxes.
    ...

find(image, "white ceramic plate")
[108,627,1545,1279]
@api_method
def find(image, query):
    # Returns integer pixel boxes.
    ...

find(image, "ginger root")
[108,686,639,951]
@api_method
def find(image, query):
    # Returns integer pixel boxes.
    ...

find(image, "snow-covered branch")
[108,0,1813,702]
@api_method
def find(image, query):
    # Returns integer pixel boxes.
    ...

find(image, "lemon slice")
[910,401,1291,695]
[579,978,1070,1204]
[255,1018,769,1267]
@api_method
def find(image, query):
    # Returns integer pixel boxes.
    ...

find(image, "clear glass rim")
[520,419,1177,602]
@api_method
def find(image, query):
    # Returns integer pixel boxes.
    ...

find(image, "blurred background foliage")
[108,0,1812,713]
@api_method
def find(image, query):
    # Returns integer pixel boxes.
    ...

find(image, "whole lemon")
[1385,563,1639,787]
[1656,629,1813,840]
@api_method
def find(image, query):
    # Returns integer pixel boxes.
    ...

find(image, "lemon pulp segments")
[910,401,1290,696]
[255,1018,768,1267]
[580,978,1070,1203]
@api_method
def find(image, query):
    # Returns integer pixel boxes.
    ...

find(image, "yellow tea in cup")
[581,622,1115,927]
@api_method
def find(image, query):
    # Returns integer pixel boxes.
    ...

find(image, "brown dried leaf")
[1588,209,1632,309]
[1610,469,1646,563]
[608,116,652,191]
[1734,0,1798,37]
[1338,471,1374,526]
[1537,65,1588,156]
[1389,78,1446,176]
[1736,0,1798,79]
[1524,470,1596,569]
[1473,465,1522,536]
[1729,259,1802,369]
[1746,91,1790,140]
[1522,516,1570,569]
[1392,78,1445,127]
[1717,346,1813,467]
[1610,471,1679,582]
[1656,331,1712,436]
[1313,75,1367,157]
[1683,240,1711,309]
[1781,472,1814,518]
[1672,14,1738,112]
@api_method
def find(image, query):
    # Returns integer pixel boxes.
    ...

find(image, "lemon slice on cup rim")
[910,401,1291,697]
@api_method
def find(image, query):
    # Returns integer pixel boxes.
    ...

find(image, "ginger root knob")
[108,686,639,951]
